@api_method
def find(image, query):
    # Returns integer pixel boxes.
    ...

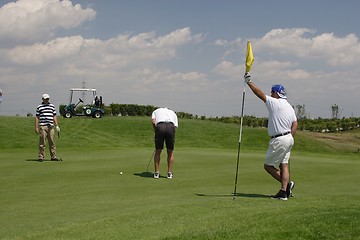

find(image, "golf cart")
[62,88,105,118]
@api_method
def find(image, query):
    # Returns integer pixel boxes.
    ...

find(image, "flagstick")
[233,80,246,200]
[233,41,253,200]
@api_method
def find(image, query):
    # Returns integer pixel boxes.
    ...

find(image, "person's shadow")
[25,159,62,162]
[133,171,169,178]
[133,171,155,178]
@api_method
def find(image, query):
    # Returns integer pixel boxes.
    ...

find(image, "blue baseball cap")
[271,84,287,99]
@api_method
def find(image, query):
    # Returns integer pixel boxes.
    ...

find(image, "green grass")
[0,116,359,239]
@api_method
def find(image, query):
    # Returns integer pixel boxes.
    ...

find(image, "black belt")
[271,131,291,139]
[157,122,173,125]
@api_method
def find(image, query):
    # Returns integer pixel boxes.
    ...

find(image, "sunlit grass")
[0,116,359,239]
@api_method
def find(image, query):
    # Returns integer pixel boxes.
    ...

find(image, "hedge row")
[59,104,360,133]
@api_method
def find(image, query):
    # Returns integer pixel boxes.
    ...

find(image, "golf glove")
[56,126,60,133]
[244,72,251,83]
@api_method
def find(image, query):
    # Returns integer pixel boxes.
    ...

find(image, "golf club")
[146,149,156,172]
[57,131,63,161]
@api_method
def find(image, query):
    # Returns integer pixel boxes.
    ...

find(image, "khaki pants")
[38,125,56,160]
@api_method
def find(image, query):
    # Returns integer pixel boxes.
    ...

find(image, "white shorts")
[265,134,294,167]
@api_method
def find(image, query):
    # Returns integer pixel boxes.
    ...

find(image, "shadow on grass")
[133,172,169,179]
[133,171,153,178]
[25,159,62,162]
[26,159,41,162]
[196,193,269,198]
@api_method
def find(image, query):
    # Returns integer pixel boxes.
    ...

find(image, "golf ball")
[120,172,123,175]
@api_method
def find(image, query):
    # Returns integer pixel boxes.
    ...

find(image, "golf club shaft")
[146,149,156,172]
[57,131,63,161]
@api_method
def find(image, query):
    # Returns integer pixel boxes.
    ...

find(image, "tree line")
[207,115,360,132]
[59,103,360,133]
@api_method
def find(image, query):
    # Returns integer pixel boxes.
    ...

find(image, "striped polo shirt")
[36,103,57,126]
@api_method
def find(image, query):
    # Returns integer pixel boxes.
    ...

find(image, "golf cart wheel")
[93,111,102,118]
[64,111,73,118]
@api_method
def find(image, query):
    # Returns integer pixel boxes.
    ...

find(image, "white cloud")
[0,0,96,44]
[213,39,228,46]
[254,28,360,67]
[155,27,203,47]
[4,28,202,68]
[259,28,314,56]
[213,60,242,78]
[132,68,209,93]
[312,33,360,66]
[6,36,100,65]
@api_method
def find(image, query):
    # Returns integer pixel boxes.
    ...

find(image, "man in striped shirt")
[35,94,60,161]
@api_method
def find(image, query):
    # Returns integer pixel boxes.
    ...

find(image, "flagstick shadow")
[195,193,269,199]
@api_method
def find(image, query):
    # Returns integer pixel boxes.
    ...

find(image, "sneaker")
[38,158,43,162]
[167,172,173,179]
[154,172,160,179]
[286,181,295,198]
[51,158,59,161]
[271,190,288,201]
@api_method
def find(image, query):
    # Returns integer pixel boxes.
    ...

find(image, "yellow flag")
[245,41,254,72]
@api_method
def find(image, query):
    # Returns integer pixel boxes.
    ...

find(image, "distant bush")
[58,103,360,133]
[59,104,66,116]
[207,115,360,133]
[109,104,157,116]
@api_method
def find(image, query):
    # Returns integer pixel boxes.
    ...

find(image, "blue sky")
[0,0,359,118]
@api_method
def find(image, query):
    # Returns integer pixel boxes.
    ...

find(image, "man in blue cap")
[244,73,298,200]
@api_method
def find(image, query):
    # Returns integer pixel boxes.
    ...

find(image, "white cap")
[42,93,50,99]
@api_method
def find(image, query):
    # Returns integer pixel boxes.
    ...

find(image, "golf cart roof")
[68,88,98,104]
[70,88,97,92]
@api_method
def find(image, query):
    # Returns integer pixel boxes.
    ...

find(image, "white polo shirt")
[265,96,297,137]
[152,108,178,127]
